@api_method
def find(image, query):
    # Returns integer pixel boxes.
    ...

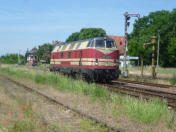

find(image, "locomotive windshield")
[95,40,116,48]
[106,41,116,48]
[95,40,105,48]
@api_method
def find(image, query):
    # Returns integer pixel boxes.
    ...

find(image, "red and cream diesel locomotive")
[50,37,121,82]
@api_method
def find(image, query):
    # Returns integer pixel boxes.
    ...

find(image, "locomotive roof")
[52,37,116,53]
[57,37,114,46]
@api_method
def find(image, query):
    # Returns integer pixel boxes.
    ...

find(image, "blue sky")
[0,0,175,56]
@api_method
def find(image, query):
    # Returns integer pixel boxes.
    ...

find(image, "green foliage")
[129,9,176,67]
[66,28,107,42]
[80,119,107,132]
[0,54,24,64]
[124,97,168,123]
[111,96,168,123]
[65,32,80,42]
[36,43,54,63]
[79,28,107,40]
[168,37,176,66]
[167,111,175,128]
[9,119,36,132]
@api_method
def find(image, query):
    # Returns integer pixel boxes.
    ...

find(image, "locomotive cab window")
[95,40,105,48]
[106,41,115,48]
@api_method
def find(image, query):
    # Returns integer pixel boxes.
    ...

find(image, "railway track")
[114,79,174,89]
[1,73,123,132]
[104,81,176,108]
[10,66,176,108]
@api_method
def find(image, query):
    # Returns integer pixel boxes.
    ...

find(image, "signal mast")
[123,12,140,77]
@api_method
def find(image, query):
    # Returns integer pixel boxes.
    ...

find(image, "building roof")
[109,36,125,55]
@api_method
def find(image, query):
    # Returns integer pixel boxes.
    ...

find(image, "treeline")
[128,9,176,67]
[0,54,24,64]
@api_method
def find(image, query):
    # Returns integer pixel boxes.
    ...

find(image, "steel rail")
[115,79,174,88]
[103,84,176,108]
[111,81,176,96]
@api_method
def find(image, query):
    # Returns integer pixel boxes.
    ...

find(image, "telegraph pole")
[123,12,140,78]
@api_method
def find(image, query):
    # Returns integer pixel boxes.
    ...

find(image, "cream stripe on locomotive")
[50,61,61,64]
[70,61,117,66]
[51,58,119,66]
[51,58,118,62]
[70,62,79,65]
[51,61,118,66]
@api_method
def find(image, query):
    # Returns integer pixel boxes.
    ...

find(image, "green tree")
[129,9,176,67]
[79,28,106,40]
[168,38,176,66]
[0,54,24,64]
[66,32,80,42]
[65,28,107,42]
[36,43,54,63]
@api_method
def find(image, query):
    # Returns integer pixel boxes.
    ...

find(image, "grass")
[121,66,176,74]
[0,84,52,132]
[0,65,174,126]
[111,95,169,124]
[36,63,50,69]
[124,97,168,123]
[80,119,107,132]
[170,74,176,85]
[9,119,37,132]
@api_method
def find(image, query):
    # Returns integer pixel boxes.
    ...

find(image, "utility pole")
[157,30,160,68]
[123,12,140,78]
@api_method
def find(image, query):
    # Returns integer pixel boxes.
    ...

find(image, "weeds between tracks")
[0,65,175,130]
